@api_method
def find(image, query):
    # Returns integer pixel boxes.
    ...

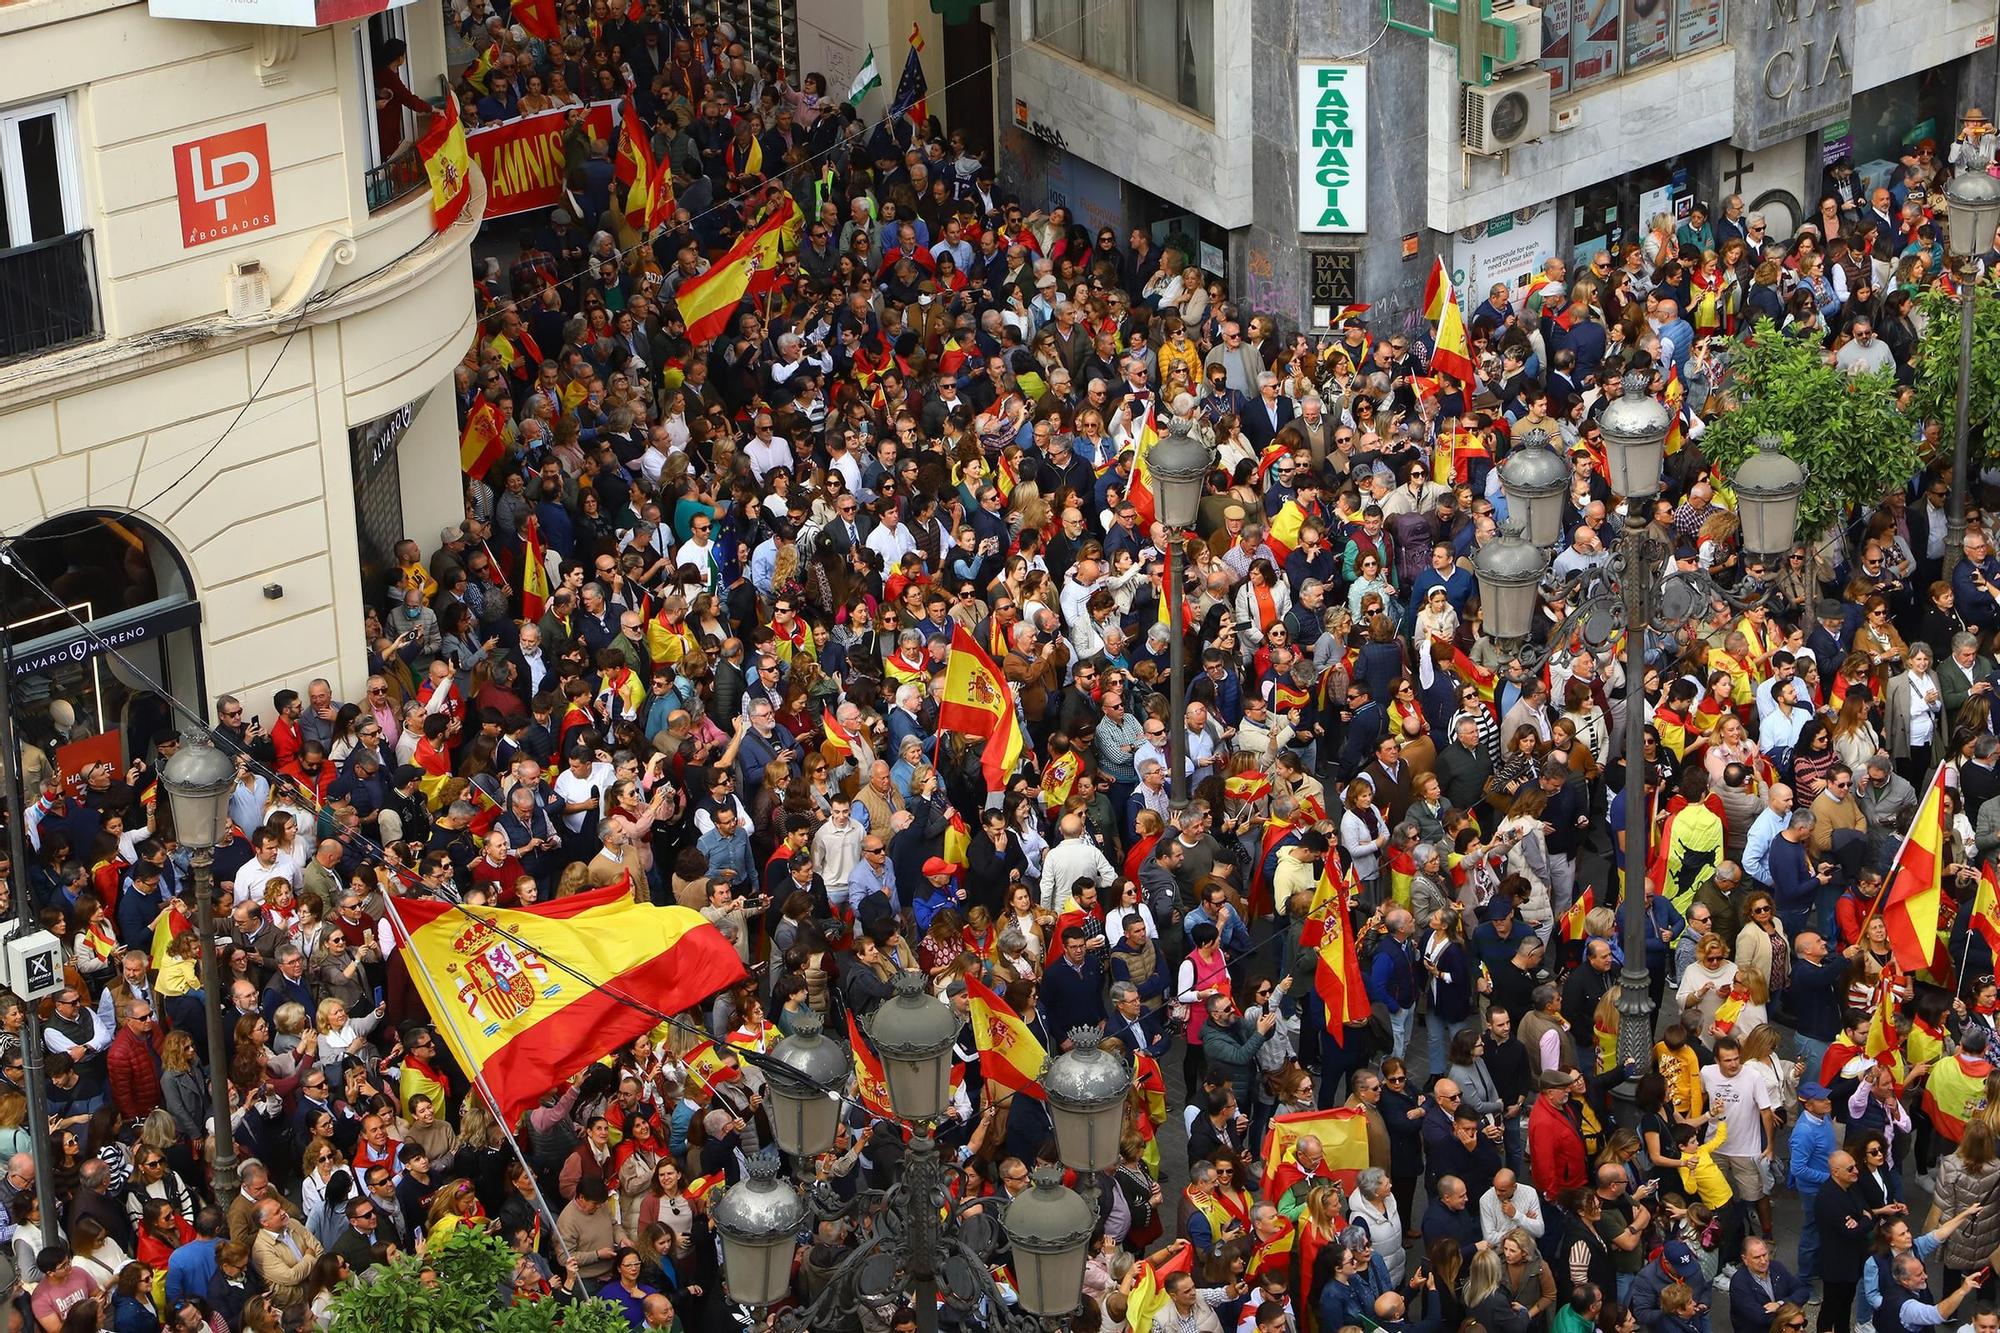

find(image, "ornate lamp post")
[1943,163,2000,573]
[1147,416,1214,811]
[714,974,1130,1333]
[158,730,242,1198]
[1474,379,1805,1077]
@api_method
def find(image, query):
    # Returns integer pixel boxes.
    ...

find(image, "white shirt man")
[231,837,298,906]
[1478,1171,1546,1244]
[744,417,795,482]
[865,510,917,567]
[552,757,615,834]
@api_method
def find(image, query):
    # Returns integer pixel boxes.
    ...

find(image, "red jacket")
[106,1025,164,1121]
[1527,1092,1587,1198]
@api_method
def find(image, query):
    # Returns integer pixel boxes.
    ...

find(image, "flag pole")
[379,894,577,1266]
[1853,758,1947,943]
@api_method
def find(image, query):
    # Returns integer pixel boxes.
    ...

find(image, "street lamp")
[1041,1028,1132,1172]
[158,729,241,1198]
[715,973,1109,1333]
[763,1008,848,1157]
[1496,429,1569,547]
[1146,415,1214,811]
[1477,374,1805,1077]
[1943,162,2000,573]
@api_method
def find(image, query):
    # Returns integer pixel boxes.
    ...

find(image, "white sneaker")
[1713,1268,1733,1292]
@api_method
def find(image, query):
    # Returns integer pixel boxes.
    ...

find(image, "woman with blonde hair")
[1463,1246,1531,1333]
[1500,1225,1556,1324]
[314,996,384,1073]
[1496,788,1555,938]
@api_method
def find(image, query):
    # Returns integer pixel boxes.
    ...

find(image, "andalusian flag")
[519,514,550,621]
[1921,1048,1993,1141]
[963,974,1047,1100]
[1881,763,1948,973]
[1261,1107,1370,1200]
[1430,294,1479,387]
[390,881,746,1125]
[939,623,1026,796]
[459,398,506,478]
[417,95,473,233]
[1560,886,1596,943]
[1970,863,2000,954]
[846,46,882,105]
[1127,1242,1194,1333]
[845,1012,895,1119]
[1421,257,1452,321]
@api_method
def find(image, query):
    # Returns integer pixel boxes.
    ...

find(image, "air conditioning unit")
[1485,2,1544,70]
[1463,68,1551,155]
[226,259,271,319]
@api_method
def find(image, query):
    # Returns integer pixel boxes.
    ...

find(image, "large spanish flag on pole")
[963,974,1048,1100]
[389,879,747,1126]
[672,208,788,345]
[1880,763,1947,974]
[459,398,506,478]
[519,513,550,621]
[1312,864,1370,1043]
[1970,862,2000,955]
[938,622,1026,795]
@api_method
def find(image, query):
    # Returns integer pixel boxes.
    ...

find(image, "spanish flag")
[1041,750,1079,809]
[942,810,971,869]
[1312,865,1370,1043]
[149,898,192,972]
[1970,862,2000,954]
[1421,257,1451,322]
[616,97,670,236]
[389,880,747,1126]
[683,1171,724,1204]
[1127,1242,1193,1333]
[1225,771,1273,805]
[1249,1216,1297,1279]
[520,514,550,621]
[673,208,788,345]
[1449,644,1498,705]
[459,398,506,478]
[821,707,856,763]
[511,0,559,41]
[1430,292,1479,388]
[963,974,1047,1101]
[1266,498,1309,564]
[1385,844,1416,909]
[1261,1107,1369,1199]
[1921,1048,1992,1141]
[1123,404,1161,526]
[1881,763,1948,974]
[417,95,473,233]
[1662,365,1686,457]
[939,623,1025,796]
[680,1037,743,1098]
[1560,886,1596,943]
[1864,976,1905,1082]
[846,1012,896,1119]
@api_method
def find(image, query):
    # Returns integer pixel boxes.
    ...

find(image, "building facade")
[993,0,2000,340]
[0,0,478,769]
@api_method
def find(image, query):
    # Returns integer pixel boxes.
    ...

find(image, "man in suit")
[1730,1236,1812,1333]
[1240,372,1296,451]
[1864,188,1900,245]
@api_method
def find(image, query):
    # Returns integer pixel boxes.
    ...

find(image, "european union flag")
[889,26,928,124]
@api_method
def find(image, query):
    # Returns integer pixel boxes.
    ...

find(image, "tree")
[1908,283,2000,473]
[325,1228,633,1333]
[1700,318,1919,538]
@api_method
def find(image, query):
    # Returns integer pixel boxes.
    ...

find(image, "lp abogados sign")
[466,102,618,220]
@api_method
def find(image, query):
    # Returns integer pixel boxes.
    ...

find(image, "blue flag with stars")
[889,25,928,123]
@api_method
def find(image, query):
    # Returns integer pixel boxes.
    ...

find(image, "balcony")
[366,148,427,214]
[0,230,100,364]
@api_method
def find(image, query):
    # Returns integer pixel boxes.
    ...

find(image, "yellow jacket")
[1654,1041,1705,1119]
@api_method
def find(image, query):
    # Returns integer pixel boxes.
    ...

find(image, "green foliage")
[1702,318,1919,535]
[1908,282,2000,471]
[325,1228,633,1333]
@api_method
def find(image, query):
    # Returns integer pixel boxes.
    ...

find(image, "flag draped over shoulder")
[150,899,192,972]
[1922,1049,1993,1140]
[939,623,1025,794]
[964,974,1047,1100]
[390,879,747,1126]
[1881,764,1947,973]
[1261,1107,1370,1199]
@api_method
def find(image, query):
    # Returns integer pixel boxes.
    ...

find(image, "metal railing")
[366,148,428,213]
[0,230,100,364]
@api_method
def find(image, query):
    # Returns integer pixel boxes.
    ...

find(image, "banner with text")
[1297,63,1367,235]
[466,101,619,220]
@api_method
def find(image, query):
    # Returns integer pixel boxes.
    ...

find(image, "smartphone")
[374,986,386,1009]
[252,714,261,727]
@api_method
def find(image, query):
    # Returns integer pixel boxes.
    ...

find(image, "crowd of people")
[13,2,2000,1332]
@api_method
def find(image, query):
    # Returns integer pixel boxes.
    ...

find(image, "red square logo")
[173,124,276,248]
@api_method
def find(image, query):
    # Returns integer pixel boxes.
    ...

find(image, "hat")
[1223,504,1248,521]
[944,978,968,999]
[393,764,426,787]
[1659,1241,1698,1275]
[1481,897,1516,921]
[1798,1081,1831,1101]
[1035,273,1058,289]
[1673,542,1699,561]
[551,209,574,225]
[1538,1070,1573,1089]
[440,524,465,544]
[921,856,954,878]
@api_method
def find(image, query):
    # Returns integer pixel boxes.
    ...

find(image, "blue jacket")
[1789,1109,1836,1192]
[1787,957,1846,1042]
[1039,952,1107,1030]
[1631,1258,1712,1333]
[1318,1254,1393,1333]
[1770,837,1819,915]
[164,1237,219,1308]
[1731,1259,1812,1333]
[1368,936,1419,1012]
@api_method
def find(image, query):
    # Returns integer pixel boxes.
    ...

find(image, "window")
[0,96,97,361]
[356,10,427,212]
[1541,0,1724,98]
[1032,0,1214,119]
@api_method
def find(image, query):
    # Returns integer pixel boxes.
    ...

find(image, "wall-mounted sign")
[172,124,275,248]
[1297,63,1367,234]
[150,0,416,27]
[10,600,202,681]
[1730,0,1853,151]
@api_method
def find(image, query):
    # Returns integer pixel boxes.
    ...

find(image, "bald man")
[1815,1150,1876,1333]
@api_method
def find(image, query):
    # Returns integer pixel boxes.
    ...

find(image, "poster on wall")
[1673,0,1723,57]
[1452,207,1558,318]
[1296,63,1368,234]
[1568,0,1620,91]
[1622,0,1671,70]
[1540,0,1574,98]
[1637,183,1676,228]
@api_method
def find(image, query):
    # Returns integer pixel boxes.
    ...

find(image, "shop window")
[1,513,201,791]
[1030,0,1215,119]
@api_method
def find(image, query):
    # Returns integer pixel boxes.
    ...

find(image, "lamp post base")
[1611,961,1654,1108]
